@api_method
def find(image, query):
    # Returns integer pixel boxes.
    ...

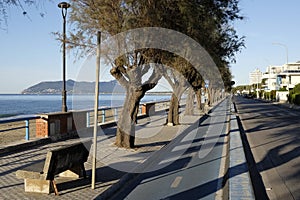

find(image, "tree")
[158,58,189,126]
[0,0,48,30]
[69,0,170,148]
[68,0,244,148]
[185,86,196,115]
[161,55,204,124]
[110,56,162,148]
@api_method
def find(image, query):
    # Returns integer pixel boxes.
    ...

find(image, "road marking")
[170,176,183,188]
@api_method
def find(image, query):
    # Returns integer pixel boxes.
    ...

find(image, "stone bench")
[16,139,92,195]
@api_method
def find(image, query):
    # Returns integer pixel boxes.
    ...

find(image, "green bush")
[263,91,276,101]
[288,83,300,103]
[278,87,288,91]
[293,84,300,93]
[270,90,276,100]
[294,93,300,105]
[264,92,270,100]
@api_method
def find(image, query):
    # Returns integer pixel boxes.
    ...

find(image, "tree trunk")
[185,87,194,115]
[207,88,211,106]
[167,86,185,126]
[167,93,179,126]
[195,89,204,110]
[115,87,144,148]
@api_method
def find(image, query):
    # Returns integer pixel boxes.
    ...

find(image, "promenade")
[0,97,254,200]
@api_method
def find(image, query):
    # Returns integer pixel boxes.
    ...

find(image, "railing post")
[102,110,105,123]
[25,120,29,140]
[86,112,90,127]
[114,108,118,121]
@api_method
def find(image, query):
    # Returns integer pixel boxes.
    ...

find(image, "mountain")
[21,80,125,94]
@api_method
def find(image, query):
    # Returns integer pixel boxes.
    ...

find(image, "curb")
[228,104,255,199]
[233,101,269,199]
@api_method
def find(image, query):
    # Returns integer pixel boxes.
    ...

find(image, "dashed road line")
[170,176,183,188]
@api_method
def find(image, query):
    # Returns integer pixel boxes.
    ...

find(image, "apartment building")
[262,65,283,91]
[277,62,300,90]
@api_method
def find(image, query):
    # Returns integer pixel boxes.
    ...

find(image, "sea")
[0,94,171,118]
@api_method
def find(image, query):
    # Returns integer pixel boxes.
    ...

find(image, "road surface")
[234,96,300,200]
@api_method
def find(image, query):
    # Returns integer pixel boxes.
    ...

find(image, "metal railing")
[85,100,172,127]
[85,105,133,127]
[0,115,40,141]
[0,100,173,141]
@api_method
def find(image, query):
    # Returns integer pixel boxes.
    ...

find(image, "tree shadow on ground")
[235,96,300,199]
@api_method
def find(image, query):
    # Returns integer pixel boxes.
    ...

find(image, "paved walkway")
[0,106,205,199]
[0,98,254,200]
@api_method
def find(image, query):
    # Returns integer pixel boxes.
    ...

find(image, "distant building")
[262,65,283,91]
[249,69,263,85]
[277,62,300,90]
[260,62,300,91]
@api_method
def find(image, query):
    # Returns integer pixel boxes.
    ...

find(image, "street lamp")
[58,2,70,112]
[272,42,289,64]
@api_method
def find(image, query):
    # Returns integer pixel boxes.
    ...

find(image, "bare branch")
[110,66,129,88]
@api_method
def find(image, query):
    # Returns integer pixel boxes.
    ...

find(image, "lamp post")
[257,71,259,99]
[58,2,70,112]
[272,42,289,64]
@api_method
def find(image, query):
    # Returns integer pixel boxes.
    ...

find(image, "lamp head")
[58,2,70,9]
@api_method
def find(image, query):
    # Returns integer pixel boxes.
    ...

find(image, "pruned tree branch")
[110,66,129,88]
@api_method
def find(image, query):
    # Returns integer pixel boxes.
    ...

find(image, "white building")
[260,62,300,91]
[262,65,283,91]
[277,62,300,90]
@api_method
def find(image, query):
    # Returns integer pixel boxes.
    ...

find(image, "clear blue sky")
[0,0,300,93]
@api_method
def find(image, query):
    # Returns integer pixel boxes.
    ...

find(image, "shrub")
[270,90,276,101]
[264,92,270,100]
[278,87,288,91]
[294,93,300,105]
[293,84,300,94]
[289,83,300,103]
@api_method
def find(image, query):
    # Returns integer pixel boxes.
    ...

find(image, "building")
[261,65,283,91]
[249,62,300,94]
[277,62,300,90]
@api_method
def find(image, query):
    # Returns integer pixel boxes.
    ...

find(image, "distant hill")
[21,80,125,94]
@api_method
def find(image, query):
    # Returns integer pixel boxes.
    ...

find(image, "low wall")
[36,111,87,138]
[276,91,289,103]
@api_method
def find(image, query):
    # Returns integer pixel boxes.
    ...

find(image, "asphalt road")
[108,99,230,200]
[234,96,300,200]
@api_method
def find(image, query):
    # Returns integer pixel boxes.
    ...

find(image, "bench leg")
[59,164,87,179]
[81,163,87,179]
[51,180,59,196]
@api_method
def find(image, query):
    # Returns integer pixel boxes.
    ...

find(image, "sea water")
[0,94,171,118]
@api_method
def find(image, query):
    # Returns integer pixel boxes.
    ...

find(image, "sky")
[0,0,300,93]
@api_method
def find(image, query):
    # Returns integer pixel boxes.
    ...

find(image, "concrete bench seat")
[16,139,92,195]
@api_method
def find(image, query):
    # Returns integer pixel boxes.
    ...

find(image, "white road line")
[170,176,183,188]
